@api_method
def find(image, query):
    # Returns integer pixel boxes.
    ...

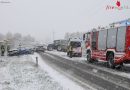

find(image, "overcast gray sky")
[0,0,130,43]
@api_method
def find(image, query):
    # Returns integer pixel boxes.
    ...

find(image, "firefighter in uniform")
[68,45,73,58]
[1,45,5,56]
[7,45,10,54]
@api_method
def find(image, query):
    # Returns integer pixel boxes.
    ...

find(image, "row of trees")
[64,32,83,40]
[0,32,35,48]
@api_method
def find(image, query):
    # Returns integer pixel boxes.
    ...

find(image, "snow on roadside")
[30,53,86,90]
[0,55,66,90]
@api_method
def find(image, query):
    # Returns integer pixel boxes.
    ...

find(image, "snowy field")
[0,54,85,90]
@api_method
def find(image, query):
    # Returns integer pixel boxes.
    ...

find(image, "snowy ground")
[1,50,130,90]
[0,53,85,90]
[47,50,130,79]
[30,53,86,90]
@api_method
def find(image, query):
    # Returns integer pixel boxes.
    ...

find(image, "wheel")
[86,52,93,63]
[67,52,69,56]
[57,46,62,51]
[48,47,53,51]
[79,54,82,57]
[107,53,115,69]
[69,51,72,58]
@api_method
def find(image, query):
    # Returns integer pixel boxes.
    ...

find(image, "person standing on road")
[69,45,73,58]
[1,45,5,56]
[7,45,10,54]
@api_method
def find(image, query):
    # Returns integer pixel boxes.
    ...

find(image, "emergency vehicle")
[85,19,130,68]
[67,38,82,57]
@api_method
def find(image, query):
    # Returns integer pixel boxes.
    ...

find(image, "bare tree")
[0,33,5,41]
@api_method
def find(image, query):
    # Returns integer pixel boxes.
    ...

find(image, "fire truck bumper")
[115,55,130,64]
[123,56,130,64]
[72,52,82,57]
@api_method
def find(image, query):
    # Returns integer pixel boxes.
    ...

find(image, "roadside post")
[36,56,38,66]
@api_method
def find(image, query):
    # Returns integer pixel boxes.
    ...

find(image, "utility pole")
[53,31,55,41]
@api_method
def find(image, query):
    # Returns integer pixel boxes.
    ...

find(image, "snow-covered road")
[46,50,87,62]
[43,51,130,90]
[47,50,130,79]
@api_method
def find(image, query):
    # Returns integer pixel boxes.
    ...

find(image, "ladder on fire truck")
[109,18,130,27]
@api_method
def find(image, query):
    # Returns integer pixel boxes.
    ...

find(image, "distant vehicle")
[53,40,68,52]
[67,38,82,57]
[35,46,45,52]
[8,49,19,56]
[18,48,34,55]
[47,44,54,51]
[8,47,34,56]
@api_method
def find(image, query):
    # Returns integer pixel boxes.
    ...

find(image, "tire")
[78,53,82,57]
[86,52,92,63]
[57,46,62,51]
[48,47,53,51]
[67,52,69,56]
[69,51,72,58]
[107,53,115,69]
[79,54,82,57]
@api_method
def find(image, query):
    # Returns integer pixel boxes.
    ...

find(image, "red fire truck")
[84,20,130,68]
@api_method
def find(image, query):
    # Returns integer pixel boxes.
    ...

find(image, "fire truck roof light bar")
[112,18,130,26]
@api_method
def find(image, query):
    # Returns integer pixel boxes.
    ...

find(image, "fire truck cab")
[86,21,130,68]
[83,32,91,56]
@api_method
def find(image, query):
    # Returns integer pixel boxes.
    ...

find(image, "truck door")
[97,29,108,60]
[85,33,90,48]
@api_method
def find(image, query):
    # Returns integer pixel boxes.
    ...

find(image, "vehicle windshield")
[70,41,81,48]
